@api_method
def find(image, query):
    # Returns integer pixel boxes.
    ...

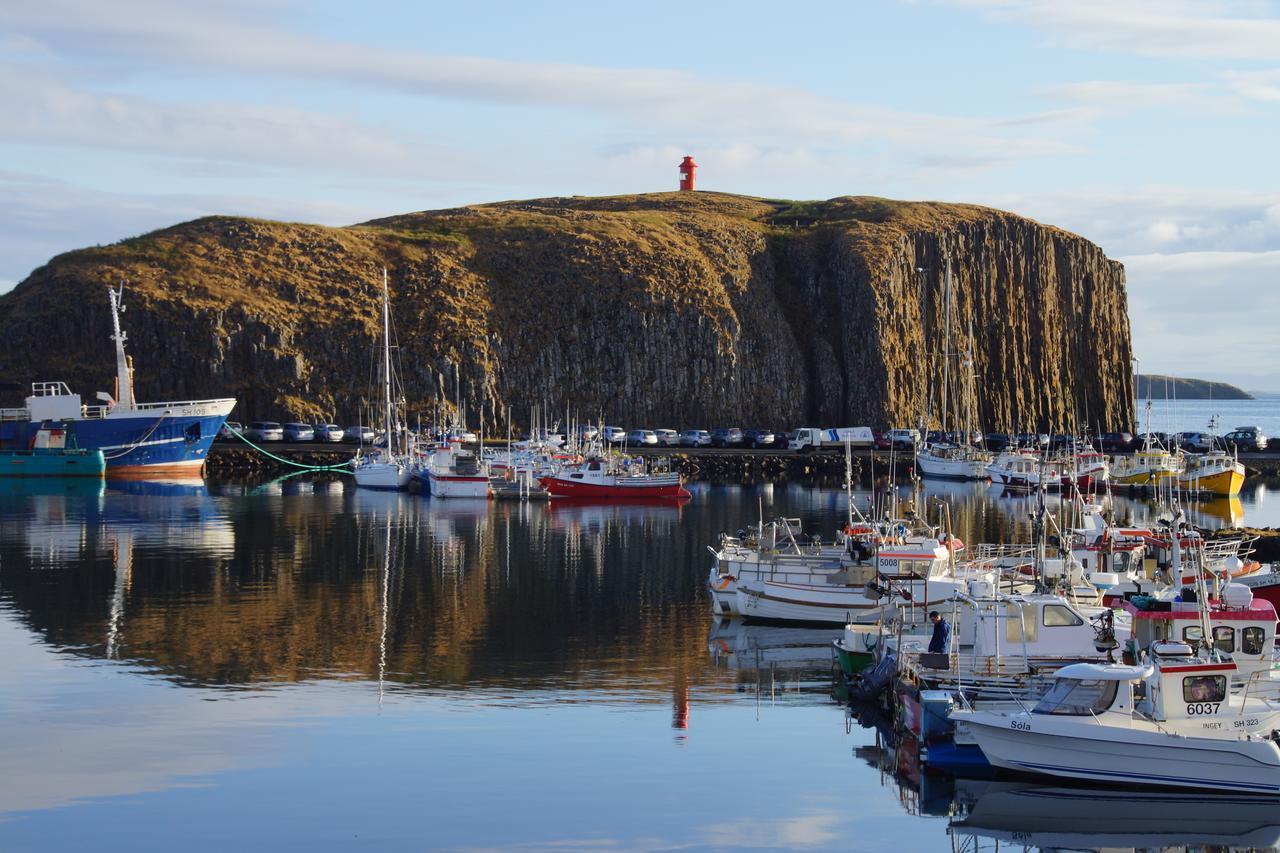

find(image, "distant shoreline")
[1135,374,1252,400]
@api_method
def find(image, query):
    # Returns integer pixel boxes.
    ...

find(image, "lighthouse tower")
[678,156,697,191]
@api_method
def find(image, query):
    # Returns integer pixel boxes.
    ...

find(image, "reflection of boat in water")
[950,779,1280,849]
[0,476,106,500]
[708,619,839,670]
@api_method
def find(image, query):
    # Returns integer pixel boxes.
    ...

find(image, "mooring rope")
[230,428,355,472]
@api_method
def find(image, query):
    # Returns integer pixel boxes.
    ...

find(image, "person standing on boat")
[928,610,950,654]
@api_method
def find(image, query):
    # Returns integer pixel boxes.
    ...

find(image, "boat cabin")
[1123,590,1277,680]
[1030,662,1146,718]
[953,586,1101,662]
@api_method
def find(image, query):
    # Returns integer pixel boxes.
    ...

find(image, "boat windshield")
[1031,678,1119,715]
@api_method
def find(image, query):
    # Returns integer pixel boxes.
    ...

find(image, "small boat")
[915,443,992,481]
[953,640,1280,793]
[1178,449,1246,496]
[1111,446,1182,486]
[353,270,411,491]
[985,451,1068,490]
[422,443,491,498]
[539,456,689,500]
[0,423,105,477]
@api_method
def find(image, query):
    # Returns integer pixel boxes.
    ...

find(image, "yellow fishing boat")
[1178,451,1245,497]
[1110,448,1182,486]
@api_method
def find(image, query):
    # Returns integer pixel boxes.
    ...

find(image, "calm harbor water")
[2,475,1279,851]
[1137,394,1280,437]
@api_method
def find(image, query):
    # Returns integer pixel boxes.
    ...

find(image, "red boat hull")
[538,476,690,500]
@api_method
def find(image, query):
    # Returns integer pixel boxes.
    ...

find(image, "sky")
[2,0,1279,389]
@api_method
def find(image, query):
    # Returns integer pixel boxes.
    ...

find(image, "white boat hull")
[916,452,989,480]
[962,713,1280,794]
[428,473,491,498]
[735,576,965,625]
[708,564,739,616]
[353,461,411,491]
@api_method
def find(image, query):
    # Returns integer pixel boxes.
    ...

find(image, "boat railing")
[0,407,29,422]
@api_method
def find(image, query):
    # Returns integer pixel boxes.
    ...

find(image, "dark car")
[742,428,777,449]
[983,433,1011,453]
[711,427,744,448]
[1049,434,1089,451]
[1013,432,1048,449]
[1096,432,1135,453]
[872,430,891,450]
[1223,427,1268,452]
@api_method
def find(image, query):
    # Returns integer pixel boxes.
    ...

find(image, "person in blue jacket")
[928,610,950,654]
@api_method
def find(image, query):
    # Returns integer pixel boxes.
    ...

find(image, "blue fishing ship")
[0,285,236,476]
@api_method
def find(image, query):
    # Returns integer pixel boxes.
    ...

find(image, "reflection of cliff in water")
[0,479,745,693]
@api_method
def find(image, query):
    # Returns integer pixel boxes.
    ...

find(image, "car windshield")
[1032,677,1119,715]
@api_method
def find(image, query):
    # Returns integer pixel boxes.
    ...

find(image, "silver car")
[245,421,283,442]
[344,425,375,444]
[680,429,711,447]
[283,422,315,442]
[627,429,658,446]
[654,428,679,446]
[312,423,345,443]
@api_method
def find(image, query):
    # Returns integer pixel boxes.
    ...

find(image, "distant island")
[1136,374,1253,400]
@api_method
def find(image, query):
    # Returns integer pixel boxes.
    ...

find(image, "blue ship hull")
[0,411,230,475]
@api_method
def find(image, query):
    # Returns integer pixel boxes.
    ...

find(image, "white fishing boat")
[953,641,1280,793]
[353,270,411,491]
[734,536,982,625]
[985,451,1068,490]
[422,443,491,498]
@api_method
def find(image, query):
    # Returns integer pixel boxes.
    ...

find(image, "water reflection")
[5,475,1280,849]
[950,780,1280,851]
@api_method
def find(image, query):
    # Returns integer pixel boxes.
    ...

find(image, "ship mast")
[381,268,393,450]
[108,283,134,411]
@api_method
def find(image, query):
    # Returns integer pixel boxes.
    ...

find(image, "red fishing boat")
[539,457,690,499]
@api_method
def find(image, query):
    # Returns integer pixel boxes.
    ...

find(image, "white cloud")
[0,173,383,291]
[0,65,481,180]
[1039,80,1237,114]
[1122,249,1280,382]
[0,1,1086,171]
[944,0,1280,61]
[986,187,1280,256]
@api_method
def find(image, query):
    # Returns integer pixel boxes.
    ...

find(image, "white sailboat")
[916,260,991,480]
[353,269,411,491]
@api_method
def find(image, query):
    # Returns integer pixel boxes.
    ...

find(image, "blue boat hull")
[0,411,230,475]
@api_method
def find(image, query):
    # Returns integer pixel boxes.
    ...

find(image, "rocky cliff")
[0,192,1133,431]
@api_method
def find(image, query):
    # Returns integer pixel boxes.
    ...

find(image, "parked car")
[711,427,744,447]
[1014,432,1049,449]
[742,428,776,449]
[653,428,680,447]
[1173,431,1212,453]
[218,421,243,441]
[576,425,599,442]
[1049,434,1090,451]
[312,423,344,443]
[627,429,658,446]
[1224,427,1268,452]
[245,421,283,442]
[888,428,919,451]
[1096,431,1136,452]
[983,433,1010,453]
[680,429,712,447]
[872,430,891,450]
[344,425,375,444]
[282,422,314,442]
[601,426,627,445]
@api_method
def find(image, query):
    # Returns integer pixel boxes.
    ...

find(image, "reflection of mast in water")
[672,668,689,738]
[378,510,392,706]
[105,530,133,659]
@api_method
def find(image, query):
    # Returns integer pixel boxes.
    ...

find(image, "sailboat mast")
[941,258,952,437]
[382,268,393,448]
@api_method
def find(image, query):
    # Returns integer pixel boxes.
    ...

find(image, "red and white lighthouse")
[678,155,697,191]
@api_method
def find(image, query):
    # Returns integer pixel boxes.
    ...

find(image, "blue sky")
[3,0,1280,388]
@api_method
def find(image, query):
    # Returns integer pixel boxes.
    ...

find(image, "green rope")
[229,429,355,472]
